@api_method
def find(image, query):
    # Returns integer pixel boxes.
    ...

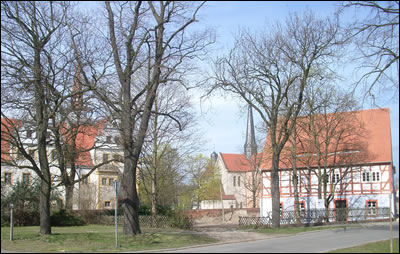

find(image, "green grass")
[1,225,217,253]
[329,238,399,253]
[247,224,360,235]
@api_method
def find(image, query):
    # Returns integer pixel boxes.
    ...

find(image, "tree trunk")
[271,152,281,228]
[65,184,74,211]
[120,155,141,235]
[37,128,52,235]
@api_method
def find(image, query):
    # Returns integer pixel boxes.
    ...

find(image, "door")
[335,200,347,222]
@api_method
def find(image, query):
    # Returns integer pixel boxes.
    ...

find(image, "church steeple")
[72,64,83,111]
[244,103,257,159]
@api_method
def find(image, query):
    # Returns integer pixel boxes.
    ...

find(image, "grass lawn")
[1,225,217,253]
[328,238,399,253]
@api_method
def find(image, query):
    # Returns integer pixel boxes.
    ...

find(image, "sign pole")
[389,193,392,253]
[10,203,14,241]
[114,181,119,249]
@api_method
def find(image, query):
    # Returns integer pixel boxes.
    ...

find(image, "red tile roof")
[220,152,263,172]
[260,108,392,170]
[1,118,21,162]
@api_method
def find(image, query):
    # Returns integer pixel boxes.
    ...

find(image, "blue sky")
[190,1,399,184]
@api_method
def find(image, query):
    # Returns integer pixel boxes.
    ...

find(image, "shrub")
[167,209,193,229]
[1,179,62,226]
[50,209,85,226]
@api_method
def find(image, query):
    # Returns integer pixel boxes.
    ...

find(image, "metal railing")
[239,207,390,228]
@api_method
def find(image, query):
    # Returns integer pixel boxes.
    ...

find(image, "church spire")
[72,64,83,111]
[244,103,257,159]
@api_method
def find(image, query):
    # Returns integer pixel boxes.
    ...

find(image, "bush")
[50,209,85,226]
[1,179,63,226]
[167,209,193,229]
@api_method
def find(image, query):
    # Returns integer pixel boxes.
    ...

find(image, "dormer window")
[106,136,112,143]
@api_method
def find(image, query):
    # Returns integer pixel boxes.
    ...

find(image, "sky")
[186,1,399,184]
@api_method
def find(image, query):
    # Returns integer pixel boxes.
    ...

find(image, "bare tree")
[339,1,399,102]
[139,83,202,214]
[1,1,73,235]
[294,87,368,220]
[79,1,214,235]
[207,11,344,227]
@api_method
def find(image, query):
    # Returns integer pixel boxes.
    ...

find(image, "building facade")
[1,117,124,210]
[259,108,397,221]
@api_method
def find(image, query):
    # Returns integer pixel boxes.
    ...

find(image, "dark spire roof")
[244,103,257,159]
[210,151,218,162]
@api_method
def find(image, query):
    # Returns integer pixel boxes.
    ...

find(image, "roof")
[1,117,107,167]
[220,152,263,172]
[1,118,22,162]
[260,108,392,170]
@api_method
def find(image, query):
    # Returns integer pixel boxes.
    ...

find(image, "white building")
[1,117,124,210]
[259,108,397,222]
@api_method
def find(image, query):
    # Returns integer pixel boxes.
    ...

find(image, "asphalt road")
[157,222,399,253]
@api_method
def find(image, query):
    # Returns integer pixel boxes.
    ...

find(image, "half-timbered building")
[259,108,396,221]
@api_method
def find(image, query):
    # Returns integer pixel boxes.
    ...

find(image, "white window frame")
[367,201,377,216]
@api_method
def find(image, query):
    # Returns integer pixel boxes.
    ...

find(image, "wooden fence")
[239,207,390,228]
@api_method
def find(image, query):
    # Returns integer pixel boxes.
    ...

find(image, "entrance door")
[335,200,347,222]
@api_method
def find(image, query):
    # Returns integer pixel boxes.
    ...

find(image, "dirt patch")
[192,224,269,243]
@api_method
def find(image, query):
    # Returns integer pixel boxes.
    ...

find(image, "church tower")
[244,103,257,159]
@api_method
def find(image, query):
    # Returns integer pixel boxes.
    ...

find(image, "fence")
[239,207,390,228]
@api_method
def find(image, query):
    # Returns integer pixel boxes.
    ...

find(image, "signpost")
[389,193,393,253]
[114,181,120,249]
[10,203,14,241]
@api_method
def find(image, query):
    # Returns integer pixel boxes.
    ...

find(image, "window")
[367,201,377,216]
[372,172,380,182]
[280,203,283,217]
[362,172,370,182]
[22,173,30,185]
[105,201,111,207]
[103,153,109,163]
[238,176,240,187]
[233,176,236,187]
[4,173,12,184]
[299,202,306,217]
[46,131,51,139]
[102,178,107,185]
[332,173,340,184]
[26,129,33,138]
[109,178,114,186]
[51,150,58,161]
[106,136,112,143]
